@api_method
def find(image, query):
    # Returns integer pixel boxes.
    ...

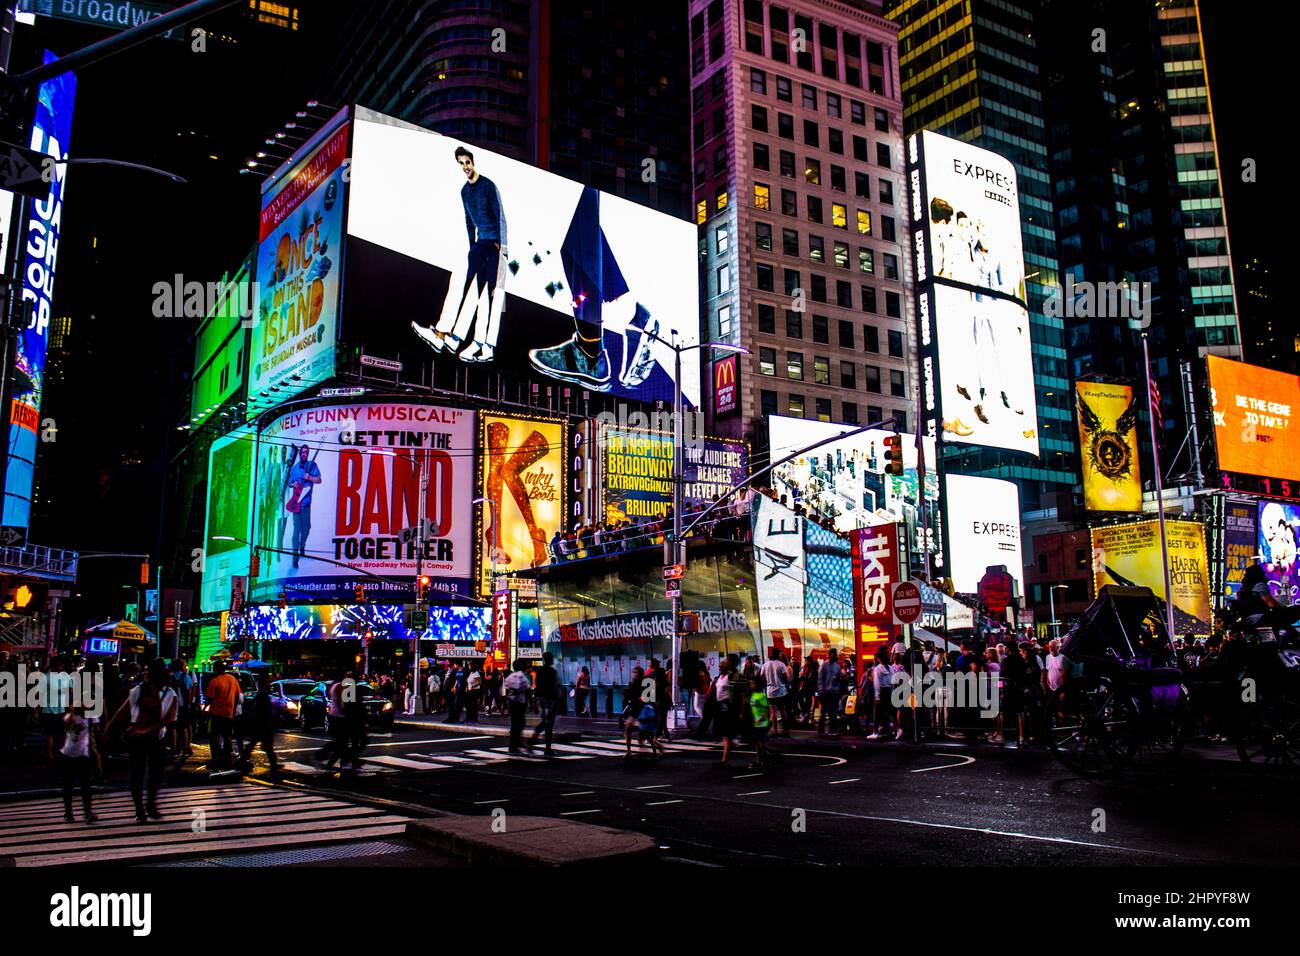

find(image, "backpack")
[428,673,442,694]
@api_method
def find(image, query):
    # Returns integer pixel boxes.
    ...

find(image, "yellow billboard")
[1076,381,1141,512]
[1090,520,1211,635]
[477,413,566,595]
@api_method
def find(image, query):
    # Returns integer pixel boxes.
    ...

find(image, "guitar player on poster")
[284,444,322,570]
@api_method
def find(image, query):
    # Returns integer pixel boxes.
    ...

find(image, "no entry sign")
[892,581,922,626]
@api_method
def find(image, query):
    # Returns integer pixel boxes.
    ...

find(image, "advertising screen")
[1258,500,1300,607]
[1090,520,1212,635]
[805,519,853,642]
[246,112,350,413]
[851,522,901,663]
[1076,381,1142,512]
[753,494,807,639]
[768,415,938,535]
[2,51,76,531]
[251,401,476,603]
[932,286,1038,455]
[231,603,489,649]
[601,426,747,523]
[477,413,566,595]
[945,473,1024,600]
[1208,355,1300,487]
[201,428,254,613]
[910,130,1025,301]
[344,108,700,407]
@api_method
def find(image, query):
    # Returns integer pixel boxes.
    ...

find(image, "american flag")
[1148,367,1163,446]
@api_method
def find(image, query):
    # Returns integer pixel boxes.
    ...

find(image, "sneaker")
[411,322,448,352]
[894,729,904,740]
[463,341,496,363]
[618,303,658,388]
[84,813,98,823]
[528,335,611,390]
[866,732,881,740]
[146,805,164,820]
[63,811,75,823]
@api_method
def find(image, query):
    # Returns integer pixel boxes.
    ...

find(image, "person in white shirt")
[503,661,533,753]
[1043,639,1067,720]
[867,653,895,740]
[114,659,178,823]
[59,706,98,823]
[760,648,791,737]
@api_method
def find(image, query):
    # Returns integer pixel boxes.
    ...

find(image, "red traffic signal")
[417,575,430,603]
[884,433,905,477]
[139,561,150,585]
[355,584,366,603]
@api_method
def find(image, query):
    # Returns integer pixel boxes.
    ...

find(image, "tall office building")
[692,0,911,446]
[885,0,1072,512]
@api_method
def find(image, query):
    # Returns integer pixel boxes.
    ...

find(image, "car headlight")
[382,701,394,711]
[285,701,299,712]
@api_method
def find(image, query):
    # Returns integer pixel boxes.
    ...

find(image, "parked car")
[267,679,317,726]
[298,680,395,731]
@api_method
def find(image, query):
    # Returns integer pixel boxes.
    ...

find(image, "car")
[266,679,317,726]
[298,680,395,731]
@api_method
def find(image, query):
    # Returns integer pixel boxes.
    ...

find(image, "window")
[714,146,726,174]
[858,248,874,274]
[776,75,792,101]
[808,235,825,263]
[868,404,883,424]
[717,190,728,211]
[712,69,726,97]
[890,369,905,396]
[830,165,846,192]
[805,157,821,185]
[757,263,774,291]
[895,409,907,432]
[850,100,865,125]
[813,314,829,343]
[840,361,857,388]
[754,182,771,210]
[751,104,768,132]
[787,352,804,380]
[855,171,870,198]
[831,203,847,229]
[801,84,817,110]
[807,196,823,223]
[778,112,794,139]
[786,310,803,338]
[784,268,801,296]
[838,320,854,349]
[713,107,726,136]
[836,279,853,307]
[717,266,731,294]
[696,200,707,224]
[864,324,879,351]
[826,92,842,118]
[761,390,778,416]
[881,216,896,242]
[810,274,827,302]
[718,305,734,338]
[856,209,871,234]
[759,347,776,375]
[814,356,830,386]
[816,398,832,422]
[883,253,899,279]
[862,287,878,314]
[692,84,706,114]
[866,365,881,392]
[717,225,730,253]
[803,120,819,148]
[833,241,849,269]
[828,128,843,154]
[843,403,859,425]
[780,150,796,177]
[888,329,903,357]
[782,228,799,255]
[876,142,891,168]
[789,394,805,418]
[885,291,901,318]
[878,179,894,205]
[750,67,767,94]
[874,107,889,131]
[753,142,770,171]
[781,188,797,216]
[758,304,776,333]
[755,222,772,250]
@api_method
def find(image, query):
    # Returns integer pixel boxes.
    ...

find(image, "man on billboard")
[414,146,508,362]
[284,445,322,569]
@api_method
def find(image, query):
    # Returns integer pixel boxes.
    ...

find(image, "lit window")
[753,183,771,210]
[857,209,871,234]
[717,190,729,211]
[832,203,848,229]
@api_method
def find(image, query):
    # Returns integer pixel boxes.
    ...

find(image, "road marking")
[911,754,976,773]
[646,799,684,806]
[562,791,596,796]
[829,778,860,785]
[635,784,672,790]
[473,799,508,805]
[732,773,763,779]
[559,809,602,816]
[366,755,449,771]
[737,790,771,796]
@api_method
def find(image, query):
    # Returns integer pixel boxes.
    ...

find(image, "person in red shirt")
[205,662,242,771]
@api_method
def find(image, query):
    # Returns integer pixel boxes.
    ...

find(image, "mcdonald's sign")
[714,354,739,416]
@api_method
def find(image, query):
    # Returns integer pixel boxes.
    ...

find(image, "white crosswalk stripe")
[0,784,410,868]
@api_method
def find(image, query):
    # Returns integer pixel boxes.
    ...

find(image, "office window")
[780,149,796,177]
[808,235,825,263]
[750,67,767,94]
[838,319,854,349]
[840,361,857,389]
[758,303,776,333]
[866,365,881,392]
[762,390,779,416]
[885,291,901,318]
[843,403,859,425]
[753,143,770,172]
[714,146,726,174]
[831,203,847,229]
[801,84,817,110]
[810,274,827,302]
[717,190,728,211]
[713,107,726,137]
[787,352,804,380]
[781,188,797,216]
[828,128,843,155]
[712,69,726,97]
[751,104,768,132]
[716,225,730,253]
[826,91,842,118]
[786,310,803,338]
[778,112,794,139]
[755,222,772,251]
[814,356,830,386]
[895,409,907,432]
[803,120,819,147]
[836,279,853,307]
[853,135,868,162]
[868,404,883,424]
[754,182,771,210]
[807,196,823,223]
[862,287,878,314]
[784,268,801,296]
[858,248,874,274]
[694,158,706,184]
[890,369,905,396]
[888,329,903,357]
[864,323,879,351]
[830,165,846,192]
[876,142,891,168]
[850,99,865,125]
[805,157,821,185]
[789,394,805,417]
[692,83,706,113]
[813,314,829,343]
[856,209,871,234]
[874,107,889,131]
[883,253,899,279]
[757,263,774,291]
[718,304,734,338]
[816,398,832,422]
[759,347,776,376]
[782,228,799,255]
[696,199,707,224]
[833,241,849,269]
[776,75,792,101]
[717,266,731,294]
[881,216,896,242]
[879,179,894,205]
[855,171,870,198]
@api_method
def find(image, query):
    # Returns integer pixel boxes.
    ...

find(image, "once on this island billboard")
[343,107,700,408]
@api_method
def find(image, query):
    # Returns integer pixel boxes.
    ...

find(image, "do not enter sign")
[892,581,922,626]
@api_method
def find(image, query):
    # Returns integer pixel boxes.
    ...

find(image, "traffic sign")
[0,141,54,199]
[663,564,685,581]
[892,581,922,626]
[411,609,428,630]
[665,579,682,599]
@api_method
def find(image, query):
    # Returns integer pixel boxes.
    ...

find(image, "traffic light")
[363,629,374,646]
[884,433,904,477]
[278,593,288,610]
[139,561,150,585]
[417,575,430,603]
[355,583,365,603]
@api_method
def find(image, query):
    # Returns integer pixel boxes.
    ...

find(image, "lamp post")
[1049,583,1068,642]
[474,496,502,665]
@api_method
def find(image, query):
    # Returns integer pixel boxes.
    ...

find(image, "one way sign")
[0,142,56,199]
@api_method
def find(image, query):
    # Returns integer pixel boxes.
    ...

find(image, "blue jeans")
[531,697,558,748]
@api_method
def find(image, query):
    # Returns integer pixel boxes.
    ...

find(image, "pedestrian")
[445,662,464,723]
[816,648,844,737]
[986,647,1005,742]
[59,702,98,824]
[797,657,818,725]
[530,652,561,755]
[343,674,370,773]
[108,659,178,823]
[503,660,532,753]
[574,666,591,717]
[426,665,443,715]
[313,673,352,770]
[465,662,483,725]
[240,671,280,774]
[695,663,717,740]
[868,648,895,740]
[760,647,792,737]
[714,656,737,764]
[647,658,670,739]
[747,673,772,770]
[204,661,242,771]
[169,659,194,759]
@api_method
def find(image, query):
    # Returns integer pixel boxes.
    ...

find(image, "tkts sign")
[852,523,902,661]
[714,354,739,417]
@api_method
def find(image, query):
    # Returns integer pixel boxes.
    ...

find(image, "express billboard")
[1090,520,1212,635]
[201,428,254,613]
[246,111,350,414]
[1258,500,1300,607]
[1076,381,1142,512]
[1208,355,1300,490]
[944,473,1024,600]
[344,107,700,407]
[250,401,476,603]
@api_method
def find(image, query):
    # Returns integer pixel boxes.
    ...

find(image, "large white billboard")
[344,108,700,407]
[944,473,1024,598]
[933,286,1039,455]
[753,494,807,637]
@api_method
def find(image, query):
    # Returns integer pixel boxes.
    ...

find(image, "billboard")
[1223,500,1258,605]
[251,401,476,603]
[753,493,806,638]
[1076,381,1142,512]
[201,428,254,613]
[1090,520,1212,635]
[1208,355,1300,488]
[714,353,739,416]
[1258,500,1300,607]
[805,519,853,644]
[231,603,489,649]
[246,112,350,412]
[944,473,1024,600]
[932,286,1038,455]
[600,426,747,523]
[344,107,700,407]
[2,51,76,531]
[851,522,902,663]
[477,413,566,595]
[768,415,938,536]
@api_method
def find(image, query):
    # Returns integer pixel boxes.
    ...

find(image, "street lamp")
[1049,583,1069,642]
[474,496,503,667]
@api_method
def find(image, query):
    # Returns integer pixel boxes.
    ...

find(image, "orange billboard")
[1208,355,1300,483]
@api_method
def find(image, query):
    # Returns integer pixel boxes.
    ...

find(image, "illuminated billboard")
[753,493,807,643]
[201,428,254,613]
[246,111,350,414]
[1076,381,1142,512]
[1208,355,1300,491]
[230,603,489,650]
[1223,500,1258,605]
[344,107,700,407]
[1090,520,1212,635]
[851,522,902,664]
[600,426,747,523]
[2,51,76,531]
[1258,500,1300,607]
[477,413,566,595]
[250,401,476,603]
[944,473,1024,600]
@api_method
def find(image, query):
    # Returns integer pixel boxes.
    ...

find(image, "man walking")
[504,660,532,754]
[204,661,242,771]
[530,652,561,756]
[760,648,792,737]
[816,648,844,737]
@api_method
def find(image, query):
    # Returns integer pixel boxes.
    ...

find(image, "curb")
[405,815,656,867]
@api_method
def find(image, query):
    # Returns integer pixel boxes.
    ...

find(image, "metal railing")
[0,544,79,579]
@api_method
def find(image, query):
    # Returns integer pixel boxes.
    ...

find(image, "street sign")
[0,525,26,547]
[411,609,428,630]
[665,579,682,599]
[663,564,685,581]
[360,353,402,372]
[320,386,367,398]
[892,581,922,626]
[0,141,53,199]
[18,0,185,40]
[230,575,246,616]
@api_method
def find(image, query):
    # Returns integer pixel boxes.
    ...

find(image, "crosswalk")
[0,783,411,868]
[279,736,725,777]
